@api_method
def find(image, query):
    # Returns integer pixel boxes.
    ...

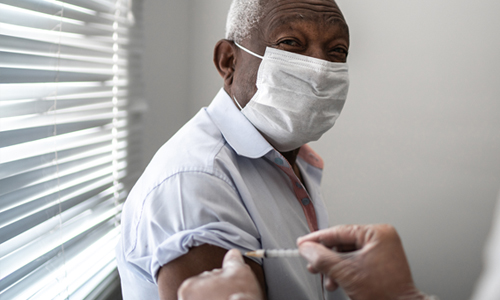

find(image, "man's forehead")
[260,0,345,27]
[261,0,343,17]
[259,0,347,33]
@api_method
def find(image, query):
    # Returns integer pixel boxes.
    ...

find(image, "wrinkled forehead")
[259,0,348,35]
[262,0,343,15]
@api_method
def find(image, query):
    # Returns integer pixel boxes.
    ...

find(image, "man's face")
[231,0,350,107]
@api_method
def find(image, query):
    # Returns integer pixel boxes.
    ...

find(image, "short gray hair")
[225,0,263,43]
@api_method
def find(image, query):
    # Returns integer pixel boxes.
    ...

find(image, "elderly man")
[116,0,350,299]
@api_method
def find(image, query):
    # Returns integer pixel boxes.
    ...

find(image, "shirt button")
[274,157,284,166]
[295,182,303,189]
[301,198,310,206]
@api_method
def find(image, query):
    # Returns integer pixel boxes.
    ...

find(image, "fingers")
[229,293,260,300]
[297,225,363,248]
[324,276,339,291]
[223,249,245,268]
[297,225,421,300]
[297,224,397,250]
[298,242,342,275]
[178,277,200,300]
[299,242,342,291]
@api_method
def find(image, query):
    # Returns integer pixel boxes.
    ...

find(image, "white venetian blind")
[0,0,144,299]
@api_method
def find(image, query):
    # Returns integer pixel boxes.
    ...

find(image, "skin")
[177,249,263,300]
[178,225,432,300]
[297,225,430,300]
[158,245,266,300]
[214,0,350,175]
[159,1,349,299]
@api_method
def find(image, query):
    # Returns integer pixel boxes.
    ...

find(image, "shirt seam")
[127,168,239,258]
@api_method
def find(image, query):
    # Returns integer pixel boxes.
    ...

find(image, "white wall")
[143,1,500,299]
[311,1,500,299]
[143,1,191,162]
[188,0,233,113]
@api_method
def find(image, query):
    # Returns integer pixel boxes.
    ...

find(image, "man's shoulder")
[135,108,240,193]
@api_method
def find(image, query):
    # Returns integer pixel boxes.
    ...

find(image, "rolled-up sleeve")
[124,170,262,284]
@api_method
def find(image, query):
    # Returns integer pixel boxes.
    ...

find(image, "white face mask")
[234,42,350,152]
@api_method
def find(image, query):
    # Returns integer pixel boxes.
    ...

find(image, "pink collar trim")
[298,145,324,170]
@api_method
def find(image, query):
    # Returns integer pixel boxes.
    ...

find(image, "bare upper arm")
[157,244,266,300]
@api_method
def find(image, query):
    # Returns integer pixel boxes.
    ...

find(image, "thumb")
[223,249,245,268]
[299,242,342,275]
[229,293,260,300]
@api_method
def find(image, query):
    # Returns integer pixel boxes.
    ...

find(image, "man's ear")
[213,39,236,89]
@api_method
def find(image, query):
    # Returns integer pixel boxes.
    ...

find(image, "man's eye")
[279,39,299,47]
[332,47,348,55]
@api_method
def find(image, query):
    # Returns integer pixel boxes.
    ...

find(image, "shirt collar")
[206,88,273,159]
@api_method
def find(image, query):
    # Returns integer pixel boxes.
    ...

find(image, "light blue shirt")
[116,89,346,300]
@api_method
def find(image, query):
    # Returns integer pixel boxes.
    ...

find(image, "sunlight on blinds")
[0,0,144,298]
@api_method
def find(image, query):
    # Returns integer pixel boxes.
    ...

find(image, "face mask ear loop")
[234,41,264,60]
[233,96,244,111]
[232,41,262,111]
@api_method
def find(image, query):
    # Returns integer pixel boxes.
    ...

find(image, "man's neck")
[281,148,302,181]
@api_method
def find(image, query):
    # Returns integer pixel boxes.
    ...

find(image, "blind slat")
[0,2,131,29]
[0,197,121,281]
[0,97,127,119]
[0,178,116,245]
[1,0,98,16]
[0,124,128,164]
[69,258,118,300]
[0,128,127,181]
[0,0,143,297]
[0,141,113,180]
[0,80,128,101]
[0,176,126,251]
[0,65,119,76]
[0,51,125,70]
[0,49,127,65]
[0,162,126,218]
[2,223,120,300]
[0,187,118,259]
[0,69,112,84]
[0,150,127,198]
[0,36,126,67]
[0,23,117,53]
[1,108,127,132]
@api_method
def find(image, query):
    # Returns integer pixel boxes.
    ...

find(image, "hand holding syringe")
[179,224,436,300]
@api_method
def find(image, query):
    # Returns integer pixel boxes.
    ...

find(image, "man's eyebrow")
[268,14,308,29]
[267,13,348,34]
